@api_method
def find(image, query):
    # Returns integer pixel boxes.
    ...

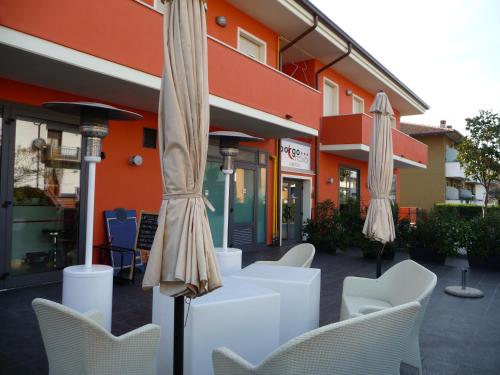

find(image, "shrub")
[395,218,412,250]
[335,199,365,250]
[434,203,500,220]
[304,199,366,253]
[462,214,500,257]
[303,200,336,252]
[408,210,463,257]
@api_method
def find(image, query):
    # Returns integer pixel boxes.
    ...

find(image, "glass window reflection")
[11,118,81,275]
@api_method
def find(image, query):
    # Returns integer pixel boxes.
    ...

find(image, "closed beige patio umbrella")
[142,1,222,372]
[362,91,395,277]
[143,0,221,298]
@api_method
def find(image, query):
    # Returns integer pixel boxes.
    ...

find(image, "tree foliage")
[457,110,500,212]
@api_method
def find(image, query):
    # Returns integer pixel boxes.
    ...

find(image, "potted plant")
[407,210,460,265]
[303,199,336,253]
[358,237,396,260]
[334,198,365,251]
[462,214,500,270]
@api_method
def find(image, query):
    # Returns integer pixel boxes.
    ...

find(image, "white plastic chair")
[32,298,160,375]
[253,243,315,268]
[340,259,437,374]
[213,301,421,375]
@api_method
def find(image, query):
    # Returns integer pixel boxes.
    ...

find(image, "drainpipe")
[279,15,319,71]
[314,42,352,89]
[313,42,352,214]
[314,136,320,218]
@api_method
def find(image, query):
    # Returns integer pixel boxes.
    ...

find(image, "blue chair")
[104,209,144,278]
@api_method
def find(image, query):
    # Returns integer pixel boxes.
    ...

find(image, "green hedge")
[434,203,500,219]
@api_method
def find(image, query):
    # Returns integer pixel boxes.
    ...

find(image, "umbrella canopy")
[143,0,222,298]
[362,91,396,244]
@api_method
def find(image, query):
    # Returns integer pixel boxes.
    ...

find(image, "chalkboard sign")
[135,211,159,254]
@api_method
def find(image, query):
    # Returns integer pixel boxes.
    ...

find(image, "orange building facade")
[0,0,428,288]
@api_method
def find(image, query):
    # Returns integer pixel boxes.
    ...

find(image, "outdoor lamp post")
[43,102,142,330]
[209,131,262,274]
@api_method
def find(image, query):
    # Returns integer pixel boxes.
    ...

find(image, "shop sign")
[281,139,311,171]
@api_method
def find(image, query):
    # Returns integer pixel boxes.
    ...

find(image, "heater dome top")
[43,102,143,121]
[209,131,263,143]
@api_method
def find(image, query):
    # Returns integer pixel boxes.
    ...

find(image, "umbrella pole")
[173,296,184,375]
[376,243,385,278]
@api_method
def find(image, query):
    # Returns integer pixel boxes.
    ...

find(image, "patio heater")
[43,102,143,330]
[209,131,262,274]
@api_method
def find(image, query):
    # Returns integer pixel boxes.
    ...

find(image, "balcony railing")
[44,146,81,163]
[208,37,322,130]
[320,113,428,167]
[445,161,465,179]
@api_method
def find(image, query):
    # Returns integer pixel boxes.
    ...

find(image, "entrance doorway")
[231,167,256,248]
[0,106,84,289]
[281,178,304,245]
[203,146,267,251]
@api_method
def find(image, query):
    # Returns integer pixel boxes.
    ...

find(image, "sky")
[310,0,500,134]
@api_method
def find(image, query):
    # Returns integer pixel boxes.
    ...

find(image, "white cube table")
[152,276,280,375]
[233,264,321,344]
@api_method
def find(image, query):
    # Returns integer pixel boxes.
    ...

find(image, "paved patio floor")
[1,247,499,374]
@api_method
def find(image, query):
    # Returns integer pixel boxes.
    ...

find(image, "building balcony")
[208,37,321,137]
[42,145,81,169]
[320,114,427,168]
[445,161,466,179]
[445,186,459,200]
[44,146,81,163]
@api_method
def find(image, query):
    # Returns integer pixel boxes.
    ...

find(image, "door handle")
[2,201,12,208]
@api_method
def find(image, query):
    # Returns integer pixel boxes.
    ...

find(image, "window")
[323,79,339,116]
[238,28,266,63]
[143,128,157,149]
[339,166,360,207]
[352,95,364,114]
[11,118,82,275]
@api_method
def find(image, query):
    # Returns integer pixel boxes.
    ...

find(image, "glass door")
[2,116,82,288]
[203,160,225,247]
[339,166,360,210]
[230,167,256,248]
[281,179,303,245]
[203,147,268,250]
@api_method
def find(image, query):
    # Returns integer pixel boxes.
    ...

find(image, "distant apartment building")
[399,121,486,210]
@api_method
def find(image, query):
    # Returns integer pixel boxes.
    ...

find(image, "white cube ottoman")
[233,263,321,344]
[152,276,280,375]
